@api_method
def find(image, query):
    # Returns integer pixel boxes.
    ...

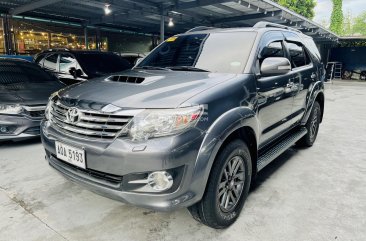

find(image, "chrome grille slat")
[49,101,133,140]
[52,118,116,137]
[50,109,124,130]
[80,115,130,123]
[50,109,66,120]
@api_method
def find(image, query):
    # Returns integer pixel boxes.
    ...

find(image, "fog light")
[147,171,173,191]
[0,126,9,133]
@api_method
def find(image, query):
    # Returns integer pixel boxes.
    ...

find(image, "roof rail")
[253,21,302,33]
[186,26,216,33]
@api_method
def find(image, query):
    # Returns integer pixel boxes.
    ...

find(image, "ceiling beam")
[118,0,159,8]
[211,10,281,24]
[301,27,320,33]
[212,3,247,15]
[171,0,232,11]
[9,0,64,15]
[170,0,268,13]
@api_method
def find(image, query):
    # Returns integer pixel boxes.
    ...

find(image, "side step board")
[257,127,308,171]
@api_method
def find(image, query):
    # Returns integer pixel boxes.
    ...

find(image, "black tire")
[188,140,252,229]
[297,101,321,147]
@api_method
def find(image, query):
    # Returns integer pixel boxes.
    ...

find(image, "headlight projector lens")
[147,171,173,191]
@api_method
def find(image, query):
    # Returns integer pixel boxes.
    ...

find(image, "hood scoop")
[107,75,145,84]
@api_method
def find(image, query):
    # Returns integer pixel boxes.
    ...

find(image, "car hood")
[0,81,64,105]
[58,69,237,109]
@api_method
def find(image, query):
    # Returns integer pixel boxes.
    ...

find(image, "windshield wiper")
[167,66,209,72]
[135,66,171,71]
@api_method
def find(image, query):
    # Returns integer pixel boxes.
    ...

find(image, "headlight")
[0,104,22,115]
[126,106,203,141]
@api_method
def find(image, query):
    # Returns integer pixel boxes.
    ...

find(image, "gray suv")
[40,22,325,228]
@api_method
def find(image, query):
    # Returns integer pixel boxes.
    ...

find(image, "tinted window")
[43,54,58,71]
[0,61,55,84]
[59,54,78,73]
[34,53,46,65]
[260,41,285,64]
[138,32,257,74]
[75,53,131,76]
[286,42,311,68]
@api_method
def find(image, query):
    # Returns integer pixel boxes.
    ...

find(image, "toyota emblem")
[66,107,80,123]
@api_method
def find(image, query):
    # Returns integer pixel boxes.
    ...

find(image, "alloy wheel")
[309,107,319,140]
[218,155,245,213]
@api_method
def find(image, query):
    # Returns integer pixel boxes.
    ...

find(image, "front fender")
[189,107,258,201]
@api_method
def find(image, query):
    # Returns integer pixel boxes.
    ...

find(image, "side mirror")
[260,57,291,77]
[69,67,82,78]
[69,67,76,76]
[75,69,83,77]
[135,57,143,66]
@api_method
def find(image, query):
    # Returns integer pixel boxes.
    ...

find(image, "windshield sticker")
[166,36,178,42]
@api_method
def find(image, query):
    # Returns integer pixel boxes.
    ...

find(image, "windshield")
[137,31,257,74]
[0,61,55,85]
[75,53,131,76]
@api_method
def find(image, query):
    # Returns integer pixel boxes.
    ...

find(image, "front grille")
[49,101,133,140]
[22,105,46,118]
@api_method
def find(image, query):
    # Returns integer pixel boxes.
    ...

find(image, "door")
[59,53,85,85]
[284,37,316,123]
[256,32,295,147]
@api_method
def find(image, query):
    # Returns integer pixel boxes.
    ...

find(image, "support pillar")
[96,27,101,50]
[84,27,88,50]
[160,15,165,43]
[47,32,51,49]
[3,15,14,55]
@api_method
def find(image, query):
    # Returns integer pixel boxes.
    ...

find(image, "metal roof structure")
[0,0,339,42]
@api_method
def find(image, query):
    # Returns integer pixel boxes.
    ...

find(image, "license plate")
[55,141,86,169]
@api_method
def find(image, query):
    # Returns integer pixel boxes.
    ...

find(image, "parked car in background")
[0,58,64,141]
[41,22,325,228]
[34,49,132,85]
[119,53,146,66]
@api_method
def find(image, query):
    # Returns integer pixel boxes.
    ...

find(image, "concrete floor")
[1,81,365,241]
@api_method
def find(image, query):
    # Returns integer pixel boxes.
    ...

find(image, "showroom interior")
[0,0,365,240]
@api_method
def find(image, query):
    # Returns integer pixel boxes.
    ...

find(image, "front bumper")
[0,114,42,141]
[41,120,205,211]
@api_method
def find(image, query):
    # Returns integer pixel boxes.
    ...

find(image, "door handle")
[285,81,299,93]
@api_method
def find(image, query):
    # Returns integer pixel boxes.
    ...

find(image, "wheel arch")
[217,126,258,183]
[301,81,325,125]
[189,107,259,203]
